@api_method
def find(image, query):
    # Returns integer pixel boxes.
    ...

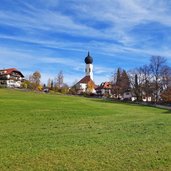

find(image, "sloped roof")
[76,75,97,87]
[77,76,92,84]
[96,82,112,90]
[0,68,24,77]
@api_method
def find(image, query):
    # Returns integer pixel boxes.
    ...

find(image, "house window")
[105,89,109,93]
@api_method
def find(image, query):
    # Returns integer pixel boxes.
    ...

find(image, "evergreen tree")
[120,70,130,93]
[112,68,130,98]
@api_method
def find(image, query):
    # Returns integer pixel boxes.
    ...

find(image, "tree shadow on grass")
[87,97,171,114]
[163,110,171,114]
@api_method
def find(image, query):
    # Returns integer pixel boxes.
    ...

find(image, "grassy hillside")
[0,89,170,171]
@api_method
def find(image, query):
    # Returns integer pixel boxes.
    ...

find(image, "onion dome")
[85,52,93,64]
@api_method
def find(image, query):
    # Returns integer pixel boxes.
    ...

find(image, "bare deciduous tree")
[55,71,64,88]
[138,65,152,101]
[128,70,142,101]
[47,78,51,88]
[150,56,168,102]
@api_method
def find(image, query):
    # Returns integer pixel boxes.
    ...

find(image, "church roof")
[77,76,92,84]
[76,76,97,89]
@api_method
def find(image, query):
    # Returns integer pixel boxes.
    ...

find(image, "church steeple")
[85,51,93,64]
[85,52,93,80]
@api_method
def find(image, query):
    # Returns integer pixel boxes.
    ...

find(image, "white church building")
[75,52,96,94]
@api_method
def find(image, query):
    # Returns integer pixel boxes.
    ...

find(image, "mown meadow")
[0,89,171,171]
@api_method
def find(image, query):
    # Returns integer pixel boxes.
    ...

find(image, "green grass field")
[0,89,171,171]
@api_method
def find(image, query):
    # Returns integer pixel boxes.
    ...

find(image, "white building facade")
[0,68,24,88]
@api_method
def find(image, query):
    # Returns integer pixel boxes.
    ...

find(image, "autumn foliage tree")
[161,88,171,103]
[23,71,41,90]
[33,71,41,82]
[87,80,95,93]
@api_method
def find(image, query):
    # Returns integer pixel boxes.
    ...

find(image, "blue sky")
[0,0,171,85]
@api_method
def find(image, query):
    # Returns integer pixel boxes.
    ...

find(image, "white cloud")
[1,0,171,49]
[0,0,171,85]
[0,46,115,85]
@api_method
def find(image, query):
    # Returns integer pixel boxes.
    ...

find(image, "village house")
[96,82,112,97]
[122,90,152,102]
[0,68,24,88]
[121,89,132,100]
